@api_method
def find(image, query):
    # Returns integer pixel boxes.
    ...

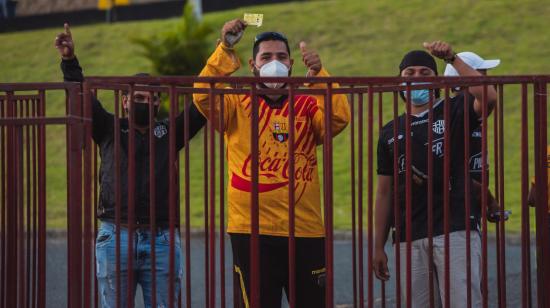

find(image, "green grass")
[1,0,549,232]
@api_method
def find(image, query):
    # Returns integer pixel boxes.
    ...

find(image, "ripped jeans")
[95,222,182,308]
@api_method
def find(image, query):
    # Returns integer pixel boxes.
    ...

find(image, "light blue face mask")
[402,82,431,106]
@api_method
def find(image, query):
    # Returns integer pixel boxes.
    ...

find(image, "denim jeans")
[95,222,182,308]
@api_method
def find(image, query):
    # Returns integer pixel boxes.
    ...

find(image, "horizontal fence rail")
[1,75,549,308]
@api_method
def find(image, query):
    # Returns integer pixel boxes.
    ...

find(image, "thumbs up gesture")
[54,23,75,60]
[300,41,322,77]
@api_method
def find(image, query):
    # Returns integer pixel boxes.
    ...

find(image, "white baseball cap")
[444,51,500,76]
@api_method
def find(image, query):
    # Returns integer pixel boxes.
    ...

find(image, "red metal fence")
[1,75,549,308]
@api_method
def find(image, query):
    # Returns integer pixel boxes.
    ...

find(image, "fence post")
[4,90,19,308]
[534,79,550,308]
[66,84,84,308]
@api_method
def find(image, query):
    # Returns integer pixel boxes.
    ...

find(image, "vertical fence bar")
[183,93,192,308]
[0,94,5,308]
[82,82,93,308]
[288,86,296,308]
[534,80,550,308]
[493,85,502,308]
[127,84,137,308]
[481,85,489,308]
[112,88,122,308]
[427,90,435,308]
[324,84,334,308]
[168,85,178,308]
[443,87,451,308]
[404,84,412,308]
[208,84,217,308]
[249,84,260,308]
[367,85,374,308]
[219,94,226,308]
[31,97,38,308]
[93,91,99,308]
[17,99,24,308]
[462,88,472,308]
[520,83,532,308]
[25,98,31,308]
[148,85,158,308]
[377,90,386,308]
[350,90,357,308]
[392,91,401,308]
[497,83,507,307]
[6,90,17,308]
[66,85,84,308]
[37,90,46,308]
[358,92,364,308]
[203,100,210,308]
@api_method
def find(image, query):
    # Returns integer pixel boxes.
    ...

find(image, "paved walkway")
[44,235,538,307]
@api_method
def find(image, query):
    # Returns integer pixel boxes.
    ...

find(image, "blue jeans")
[95,222,182,308]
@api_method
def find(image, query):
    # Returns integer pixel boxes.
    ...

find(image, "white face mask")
[258,60,289,89]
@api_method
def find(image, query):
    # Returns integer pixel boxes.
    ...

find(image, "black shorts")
[230,233,326,308]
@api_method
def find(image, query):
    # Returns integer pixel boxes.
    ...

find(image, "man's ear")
[248,58,255,72]
[122,95,129,110]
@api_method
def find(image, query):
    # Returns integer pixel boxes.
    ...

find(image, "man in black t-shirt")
[373,41,497,307]
[55,23,206,307]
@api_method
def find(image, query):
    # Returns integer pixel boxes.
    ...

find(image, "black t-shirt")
[61,58,206,226]
[469,126,483,182]
[377,93,481,242]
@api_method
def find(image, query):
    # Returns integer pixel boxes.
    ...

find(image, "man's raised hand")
[221,19,247,48]
[55,23,75,60]
[300,41,322,77]
[423,40,454,61]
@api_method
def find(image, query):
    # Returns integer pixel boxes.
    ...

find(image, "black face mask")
[127,102,158,126]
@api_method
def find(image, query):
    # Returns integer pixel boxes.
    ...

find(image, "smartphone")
[489,210,511,222]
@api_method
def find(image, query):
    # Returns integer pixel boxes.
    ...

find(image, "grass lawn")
[1,0,549,232]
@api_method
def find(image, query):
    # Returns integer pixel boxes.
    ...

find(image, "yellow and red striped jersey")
[193,43,350,237]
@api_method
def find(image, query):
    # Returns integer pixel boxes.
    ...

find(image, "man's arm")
[423,41,497,117]
[373,134,394,281]
[175,103,206,150]
[472,179,501,223]
[55,23,112,143]
[299,42,351,143]
[192,19,245,132]
[373,175,393,281]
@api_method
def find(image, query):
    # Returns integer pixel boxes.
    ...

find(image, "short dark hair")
[252,32,290,59]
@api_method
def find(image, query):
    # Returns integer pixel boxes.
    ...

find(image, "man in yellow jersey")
[193,18,350,308]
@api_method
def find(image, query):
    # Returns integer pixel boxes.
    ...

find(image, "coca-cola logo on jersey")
[230,149,317,203]
[241,151,317,183]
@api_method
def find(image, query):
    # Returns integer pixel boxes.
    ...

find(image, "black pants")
[230,234,326,308]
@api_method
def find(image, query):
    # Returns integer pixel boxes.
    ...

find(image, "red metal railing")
[1,75,549,308]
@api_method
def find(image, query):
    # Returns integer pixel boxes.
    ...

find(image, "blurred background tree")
[131,2,213,76]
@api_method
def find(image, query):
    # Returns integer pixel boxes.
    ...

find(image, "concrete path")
[44,234,538,307]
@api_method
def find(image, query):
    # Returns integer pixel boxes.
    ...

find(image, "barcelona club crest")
[272,122,289,143]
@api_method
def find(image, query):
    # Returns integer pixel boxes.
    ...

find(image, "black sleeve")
[60,57,84,82]
[61,57,113,143]
[175,102,207,150]
[451,92,479,132]
[377,129,393,176]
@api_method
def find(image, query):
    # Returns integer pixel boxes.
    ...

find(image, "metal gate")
[1,76,549,307]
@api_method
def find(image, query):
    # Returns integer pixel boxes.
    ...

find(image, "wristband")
[444,53,457,64]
